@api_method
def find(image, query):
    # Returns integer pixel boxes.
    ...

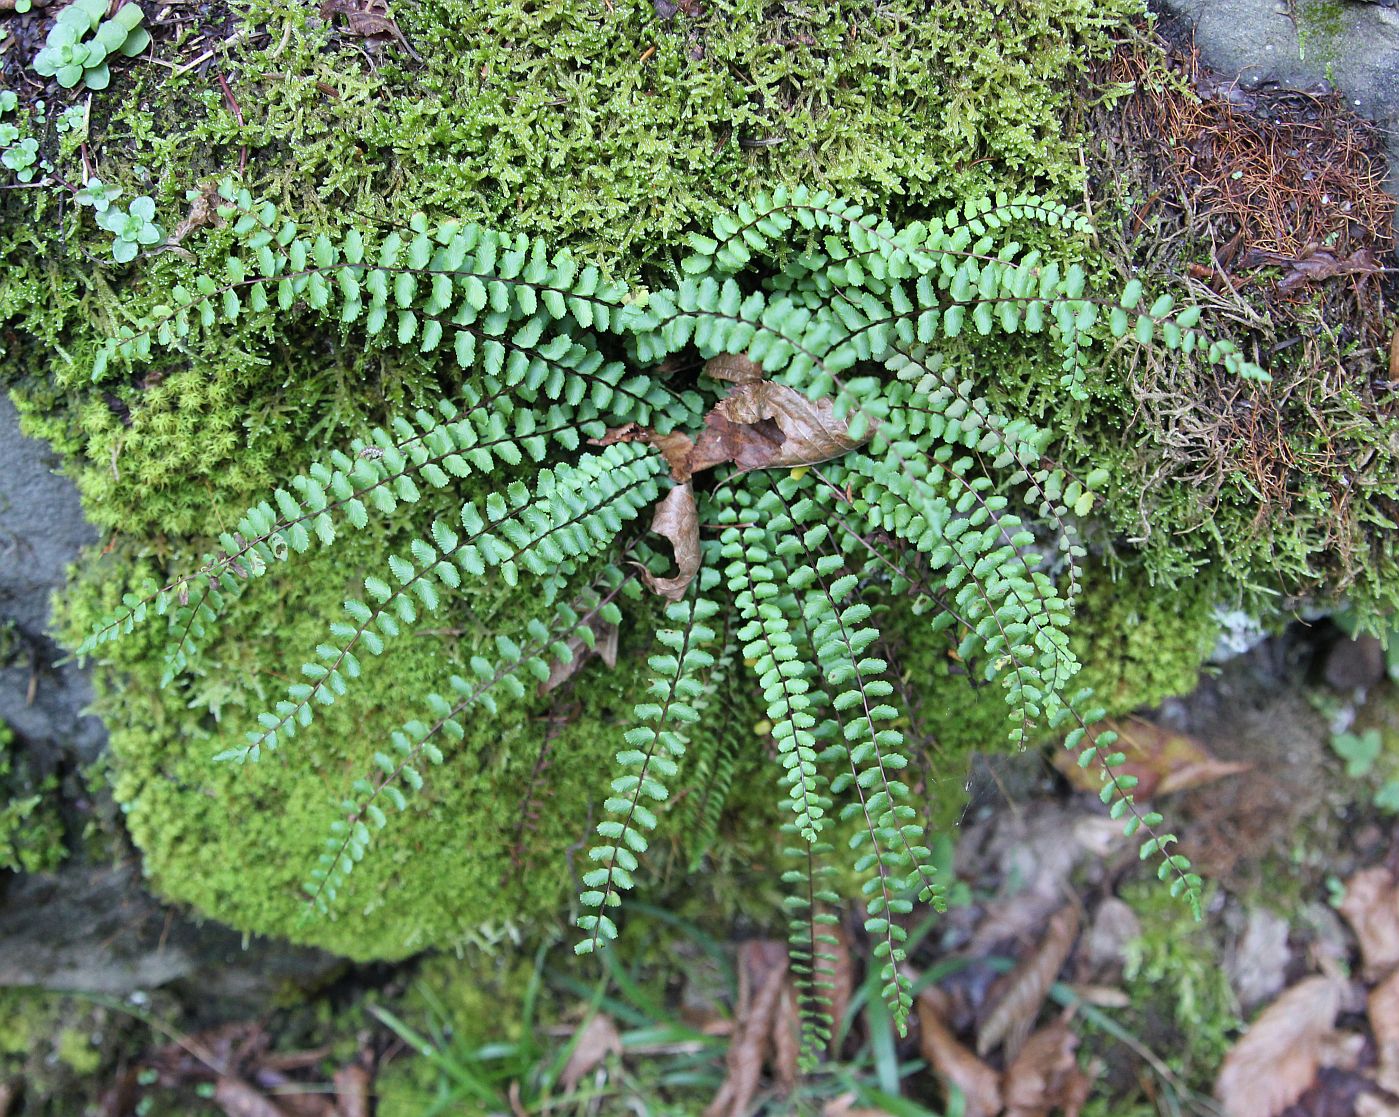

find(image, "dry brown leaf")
[1054,717,1250,800]
[331,1065,371,1117]
[1007,1030,1091,1117]
[773,977,800,1093]
[642,482,700,601]
[827,920,856,1056]
[538,616,619,694]
[916,987,1002,1117]
[1371,969,1399,1094]
[691,381,868,474]
[822,1094,895,1117]
[978,905,1080,1059]
[1002,1021,1093,1117]
[213,1078,288,1117]
[706,941,790,1117]
[1389,327,1399,381]
[704,354,766,385]
[1340,867,1399,979]
[560,1014,622,1093]
[1215,975,1345,1117]
[317,0,419,58]
[1242,246,1381,291]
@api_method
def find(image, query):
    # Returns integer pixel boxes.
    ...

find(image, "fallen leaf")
[773,978,800,1093]
[691,381,869,474]
[1054,717,1250,800]
[560,1014,622,1093]
[823,1094,895,1117]
[331,1065,371,1117]
[1002,1021,1094,1117]
[706,941,791,1117]
[538,616,619,694]
[978,905,1080,1059]
[1370,968,1399,1094]
[1389,327,1398,382]
[827,920,856,1056]
[317,0,420,59]
[1242,246,1381,292]
[1215,975,1345,1117]
[916,987,1002,1117]
[214,1078,288,1117]
[590,425,695,483]
[642,482,700,601]
[1339,867,1399,979]
[1077,897,1141,979]
[704,354,766,385]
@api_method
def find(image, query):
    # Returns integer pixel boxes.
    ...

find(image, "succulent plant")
[95,194,162,262]
[32,0,150,91]
[1,137,40,182]
[75,176,123,212]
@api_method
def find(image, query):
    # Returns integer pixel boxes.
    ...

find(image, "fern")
[77,181,1255,1044]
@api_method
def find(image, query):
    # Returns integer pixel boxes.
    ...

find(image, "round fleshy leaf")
[118,26,151,55]
[111,238,138,264]
[83,63,111,90]
[128,195,156,221]
[57,63,85,88]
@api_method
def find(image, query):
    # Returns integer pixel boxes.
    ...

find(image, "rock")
[1154,0,1399,222]
[0,394,342,1012]
[0,393,104,763]
[1325,634,1386,691]
[1226,905,1292,1010]
[0,862,341,1010]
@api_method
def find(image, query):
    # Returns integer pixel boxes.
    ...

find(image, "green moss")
[1119,881,1241,1086]
[0,722,68,875]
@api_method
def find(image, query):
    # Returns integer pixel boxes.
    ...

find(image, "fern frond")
[227,442,664,763]
[306,572,631,912]
[576,585,721,954]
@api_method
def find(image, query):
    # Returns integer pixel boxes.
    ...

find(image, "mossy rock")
[6,0,1259,961]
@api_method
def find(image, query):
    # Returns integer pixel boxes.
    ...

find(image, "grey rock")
[1324,633,1386,690]
[0,863,340,1008]
[1154,0,1399,211]
[1225,905,1291,1010]
[0,392,104,763]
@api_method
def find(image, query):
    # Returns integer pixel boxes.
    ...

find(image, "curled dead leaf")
[1215,975,1346,1117]
[538,616,619,694]
[213,1078,288,1117]
[560,1014,622,1093]
[1339,866,1399,980]
[1002,1021,1094,1117]
[916,987,1002,1117]
[704,353,766,385]
[978,905,1080,1060]
[642,482,700,601]
[692,381,869,474]
[705,941,794,1117]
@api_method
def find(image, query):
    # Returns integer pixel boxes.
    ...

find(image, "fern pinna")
[79,182,1260,1047]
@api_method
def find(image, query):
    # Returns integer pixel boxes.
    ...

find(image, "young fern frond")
[576,584,722,954]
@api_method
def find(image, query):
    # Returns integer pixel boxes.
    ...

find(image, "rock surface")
[1154,0,1399,208]
[0,392,103,762]
[0,395,340,1000]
